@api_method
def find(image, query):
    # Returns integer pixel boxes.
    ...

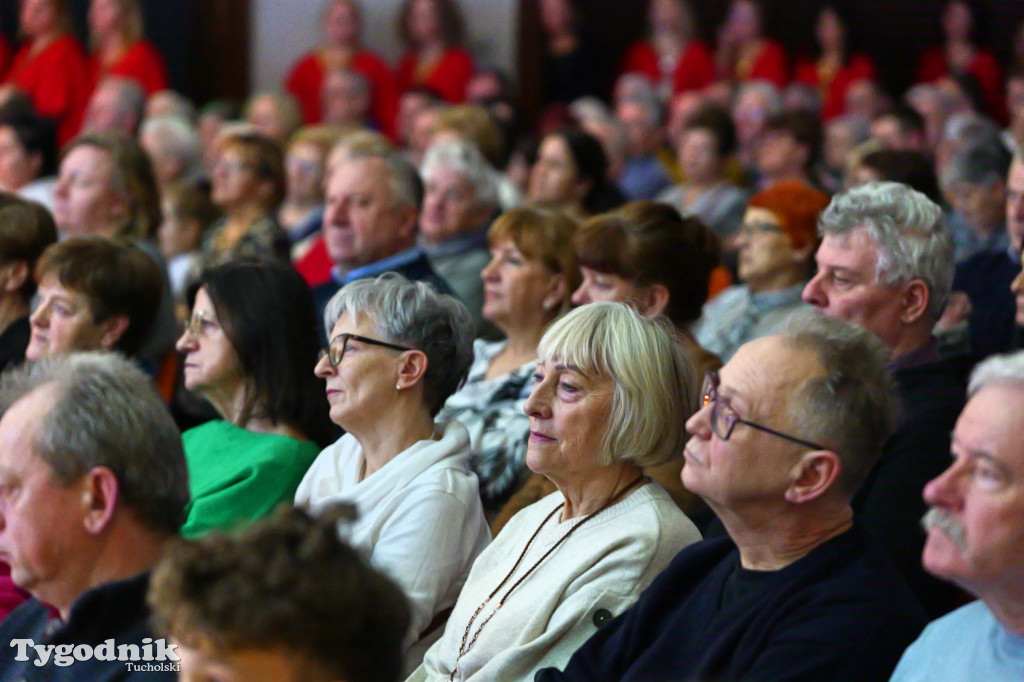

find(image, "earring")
[542,301,554,311]
[396,382,402,391]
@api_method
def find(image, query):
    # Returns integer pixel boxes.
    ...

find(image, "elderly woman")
[54,131,177,370]
[87,0,168,95]
[410,301,702,681]
[657,105,748,242]
[176,259,335,538]
[202,130,290,267]
[295,273,490,668]
[419,139,499,332]
[528,128,625,222]
[437,206,579,518]
[497,200,720,519]
[28,236,162,362]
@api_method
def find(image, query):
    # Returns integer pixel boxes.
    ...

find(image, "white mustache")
[921,508,967,552]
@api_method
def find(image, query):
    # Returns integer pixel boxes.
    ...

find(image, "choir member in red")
[714,0,788,89]
[794,5,875,121]
[620,0,714,101]
[916,0,1004,124]
[3,0,90,147]
[88,0,168,97]
[395,0,473,105]
[284,0,397,137]
[0,34,10,81]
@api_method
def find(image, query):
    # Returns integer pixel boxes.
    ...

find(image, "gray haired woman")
[409,301,703,681]
[294,272,491,669]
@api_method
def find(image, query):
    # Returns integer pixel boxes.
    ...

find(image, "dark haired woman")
[794,5,875,121]
[527,128,625,222]
[916,0,1004,123]
[395,0,474,104]
[176,258,335,538]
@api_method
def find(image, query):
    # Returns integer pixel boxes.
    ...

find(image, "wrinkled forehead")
[818,227,882,270]
[722,336,822,412]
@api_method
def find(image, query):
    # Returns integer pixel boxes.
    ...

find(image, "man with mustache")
[890,349,1024,680]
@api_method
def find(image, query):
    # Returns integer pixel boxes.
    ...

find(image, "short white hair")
[420,140,499,209]
[968,350,1024,397]
[537,302,697,468]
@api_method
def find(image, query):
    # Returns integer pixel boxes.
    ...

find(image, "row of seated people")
[0,278,1021,680]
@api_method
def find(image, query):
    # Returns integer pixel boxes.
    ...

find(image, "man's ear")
[80,466,120,534]
[900,279,930,325]
[635,283,671,319]
[394,349,428,392]
[397,204,419,242]
[785,450,842,505]
[98,315,130,350]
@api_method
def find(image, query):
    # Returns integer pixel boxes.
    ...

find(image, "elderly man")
[0,353,189,680]
[81,77,146,137]
[696,180,829,362]
[802,181,966,617]
[614,94,672,201]
[419,139,498,334]
[890,350,1024,680]
[536,314,926,681]
[311,142,451,317]
[322,69,372,128]
[139,114,204,195]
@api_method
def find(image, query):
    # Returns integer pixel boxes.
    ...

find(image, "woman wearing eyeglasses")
[176,258,335,539]
[295,272,490,671]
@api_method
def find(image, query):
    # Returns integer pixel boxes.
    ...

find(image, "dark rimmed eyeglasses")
[318,333,415,367]
[700,371,826,451]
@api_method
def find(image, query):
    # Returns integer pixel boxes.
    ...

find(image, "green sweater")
[181,420,321,538]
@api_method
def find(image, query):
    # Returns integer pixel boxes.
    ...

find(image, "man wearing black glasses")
[537,313,927,682]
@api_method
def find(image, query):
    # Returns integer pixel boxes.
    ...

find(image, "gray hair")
[103,77,145,125]
[735,80,784,117]
[968,349,1024,396]
[618,92,665,129]
[783,311,900,498]
[941,139,1012,189]
[140,114,204,179]
[421,139,499,209]
[537,302,697,468]
[147,90,197,123]
[333,144,423,210]
[0,352,189,535]
[818,181,955,321]
[940,112,1000,148]
[323,273,474,417]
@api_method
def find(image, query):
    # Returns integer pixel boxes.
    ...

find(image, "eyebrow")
[553,362,589,378]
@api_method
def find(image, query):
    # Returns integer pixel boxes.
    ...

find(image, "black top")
[0,572,177,681]
[852,359,968,619]
[0,315,29,374]
[953,250,1018,362]
[536,525,927,682]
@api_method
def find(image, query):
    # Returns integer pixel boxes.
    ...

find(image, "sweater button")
[592,608,613,627]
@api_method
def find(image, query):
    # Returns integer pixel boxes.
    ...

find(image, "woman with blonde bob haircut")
[411,301,702,682]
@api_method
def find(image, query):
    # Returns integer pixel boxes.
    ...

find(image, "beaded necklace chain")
[447,473,647,681]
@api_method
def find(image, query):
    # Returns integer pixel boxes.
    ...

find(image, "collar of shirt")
[419,224,489,258]
[332,246,423,285]
[747,283,806,313]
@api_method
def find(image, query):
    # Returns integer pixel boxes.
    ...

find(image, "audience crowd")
[0,0,1023,680]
